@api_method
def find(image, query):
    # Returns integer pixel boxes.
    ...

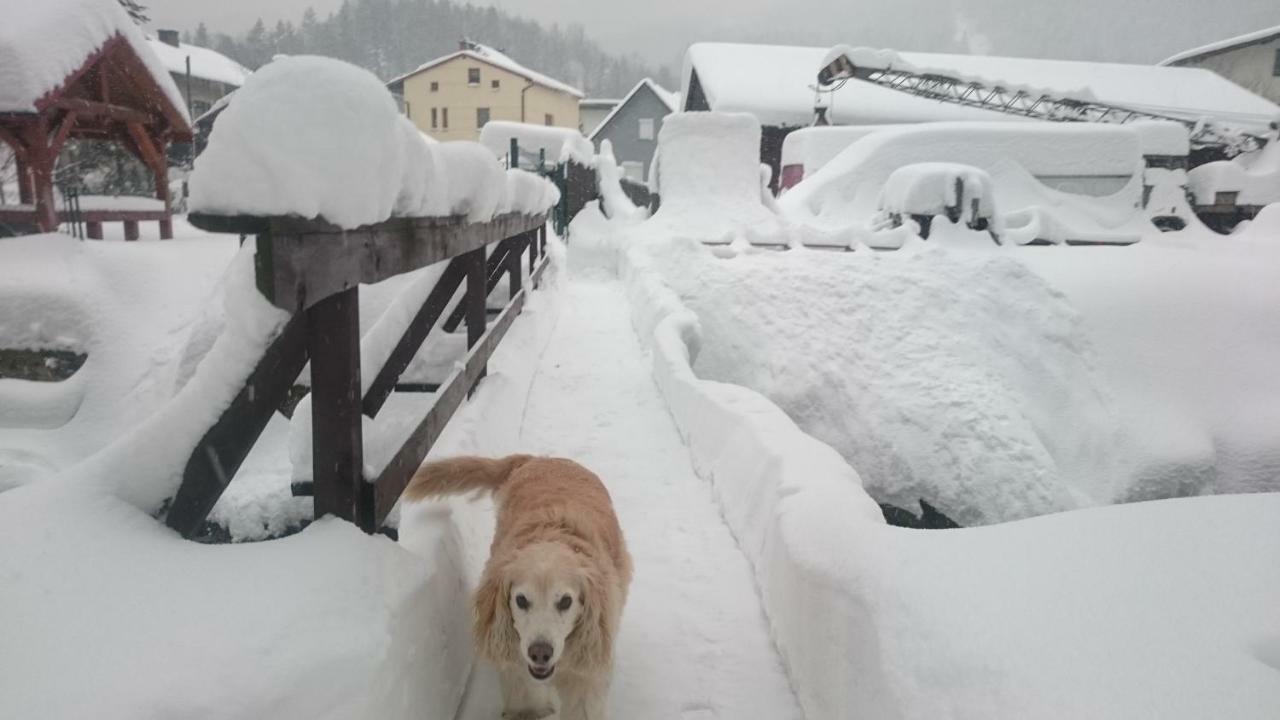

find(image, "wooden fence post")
[307,285,372,530]
[463,246,487,390]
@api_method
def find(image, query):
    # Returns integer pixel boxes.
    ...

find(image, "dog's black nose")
[527,641,553,665]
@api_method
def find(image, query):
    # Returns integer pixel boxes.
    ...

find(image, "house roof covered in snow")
[0,0,188,120]
[682,42,1280,132]
[388,42,584,98]
[1160,25,1280,66]
[146,37,251,87]
[588,78,679,141]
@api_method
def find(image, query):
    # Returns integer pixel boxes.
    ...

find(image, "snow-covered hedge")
[190,56,558,228]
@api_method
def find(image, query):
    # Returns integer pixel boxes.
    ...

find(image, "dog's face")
[508,560,584,682]
[475,541,616,682]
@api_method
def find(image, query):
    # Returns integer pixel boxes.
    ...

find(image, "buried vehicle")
[877,162,997,241]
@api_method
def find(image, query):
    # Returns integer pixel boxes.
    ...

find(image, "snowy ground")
[406,274,802,719]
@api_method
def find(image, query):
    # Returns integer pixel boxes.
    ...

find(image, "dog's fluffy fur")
[405,455,631,720]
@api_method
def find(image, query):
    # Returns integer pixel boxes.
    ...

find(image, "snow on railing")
[167,56,560,539]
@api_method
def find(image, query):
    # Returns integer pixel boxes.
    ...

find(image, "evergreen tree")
[117,0,148,25]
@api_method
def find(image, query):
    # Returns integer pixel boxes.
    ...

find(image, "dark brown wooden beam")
[53,98,150,126]
[361,256,470,419]
[251,211,545,314]
[307,286,371,529]
[371,289,527,524]
[166,315,309,537]
[48,111,77,157]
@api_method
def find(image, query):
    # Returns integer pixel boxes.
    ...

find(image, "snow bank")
[190,56,558,228]
[0,477,472,720]
[1188,136,1280,207]
[595,140,648,222]
[0,0,187,120]
[479,121,594,167]
[781,121,1148,246]
[572,206,1280,720]
[648,112,791,245]
[0,234,238,490]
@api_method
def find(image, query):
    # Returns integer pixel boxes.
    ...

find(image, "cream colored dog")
[405,455,632,720]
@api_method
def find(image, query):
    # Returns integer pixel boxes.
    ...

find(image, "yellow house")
[389,41,583,142]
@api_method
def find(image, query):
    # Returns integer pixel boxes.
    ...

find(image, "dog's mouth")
[528,664,556,681]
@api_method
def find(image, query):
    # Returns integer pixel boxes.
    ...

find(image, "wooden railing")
[164,210,550,538]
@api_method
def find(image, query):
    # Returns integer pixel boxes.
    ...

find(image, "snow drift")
[189,56,558,228]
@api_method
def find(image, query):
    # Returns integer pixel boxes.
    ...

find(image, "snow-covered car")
[877,162,996,240]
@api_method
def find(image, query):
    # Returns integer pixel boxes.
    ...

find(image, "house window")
[638,118,655,140]
[544,113,554,126]
[477,107,490,127]
[1274,48,1280,76]
[621,161,644,181]
[405,101,411,120]
[430,81,439,92]
[491,79,500,89]
[442,107,449,128]
[468,68,480,85]
[431,107,438,128]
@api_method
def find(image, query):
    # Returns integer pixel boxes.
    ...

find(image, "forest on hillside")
[184,0,677,97]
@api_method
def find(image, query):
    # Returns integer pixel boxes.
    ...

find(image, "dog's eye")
[556,595,572,612]
[515,594,529,611]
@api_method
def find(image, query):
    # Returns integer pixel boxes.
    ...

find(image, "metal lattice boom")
[829,62,1266,157]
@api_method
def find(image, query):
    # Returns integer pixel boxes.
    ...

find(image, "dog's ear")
[473,566,518,664]
[564,564,617,670]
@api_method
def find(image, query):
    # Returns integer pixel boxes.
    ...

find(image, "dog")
[405,454,632,720]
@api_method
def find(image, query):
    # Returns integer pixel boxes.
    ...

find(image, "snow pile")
[189,56,409,228]
[0,0,188,119]
[1015,233,1280,498]
[479,121,594,167]
[573,206,1280,719]
[637,237,1124,525]
[0,234,238,491]
[648,112,791,245]
[781,121,1148,246]
[878,162,995,223]
[190,56,559,228]
[0,479,472,720]
[146,36,250,87]
[595,140,648,222]
[1188,136,1280,207]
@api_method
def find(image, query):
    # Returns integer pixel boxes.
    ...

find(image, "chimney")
[158,29,181,47]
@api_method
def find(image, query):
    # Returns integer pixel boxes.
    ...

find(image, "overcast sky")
[147,0,1280,71]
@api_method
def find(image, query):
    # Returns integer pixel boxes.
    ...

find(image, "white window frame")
[638,118,655,140]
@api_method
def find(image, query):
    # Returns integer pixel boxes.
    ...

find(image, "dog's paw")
[502,707,556,720]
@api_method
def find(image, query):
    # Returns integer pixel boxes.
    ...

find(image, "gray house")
[589,78,678,182]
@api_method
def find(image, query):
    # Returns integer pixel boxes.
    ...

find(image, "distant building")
[1160,25,1280,105]
[588,79,678,181]
[682,42,1280,191]
[579,98,619,135]
[147,29,249,117]
[388,40,583,142]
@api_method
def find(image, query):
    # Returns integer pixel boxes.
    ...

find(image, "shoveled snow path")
[455,276,803,719]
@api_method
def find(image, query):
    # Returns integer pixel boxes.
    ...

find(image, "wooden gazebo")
[0,16,192,239]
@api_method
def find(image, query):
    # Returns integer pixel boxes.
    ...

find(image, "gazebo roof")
[0,0,190,133]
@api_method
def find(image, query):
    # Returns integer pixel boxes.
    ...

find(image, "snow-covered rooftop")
[683,42,1280,131]
[1160,24,1280,66]
[389,42,584,98]
[588,78,679,141]
[0,0,188,119]
[146,37,251,87]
